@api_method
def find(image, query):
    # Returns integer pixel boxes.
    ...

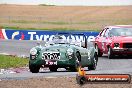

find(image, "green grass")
[2,26,100,32]
[3,18,132,32]
[42,21,70,25]
[11,20,36,24]
[2,18,131,32]
[11,20,96,25]
[0,55,28,69]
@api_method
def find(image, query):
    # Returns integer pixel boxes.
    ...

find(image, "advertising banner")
[0,29,99,42]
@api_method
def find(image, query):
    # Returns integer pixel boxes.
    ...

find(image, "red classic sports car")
[94,25,132,59]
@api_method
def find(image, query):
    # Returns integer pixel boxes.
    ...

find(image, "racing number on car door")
[102,39,106,52]
[102,28,110,53]
[98,28,109,53]
[98,28,107,52]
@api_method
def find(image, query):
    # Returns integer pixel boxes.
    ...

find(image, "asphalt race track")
[0,40,132,80]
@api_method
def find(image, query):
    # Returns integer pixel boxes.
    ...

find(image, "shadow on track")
[101,54,132,59]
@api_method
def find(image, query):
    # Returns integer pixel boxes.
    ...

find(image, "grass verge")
[0,55,28,69]
[2,26,100,32]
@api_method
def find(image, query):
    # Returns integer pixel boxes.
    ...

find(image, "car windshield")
[47,34,85,46]
[52,35,68,44]
[109,28,132,36]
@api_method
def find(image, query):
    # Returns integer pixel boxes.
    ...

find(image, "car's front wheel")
[29,64,40,73]
[88,53,98,70]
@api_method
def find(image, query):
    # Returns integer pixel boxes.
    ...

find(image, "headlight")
[67,48,74,56]
[30,48,37,55]
[114,43,120,47]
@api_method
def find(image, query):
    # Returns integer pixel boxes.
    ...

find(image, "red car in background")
[94,25,132,59]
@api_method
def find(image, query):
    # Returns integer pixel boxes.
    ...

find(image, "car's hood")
[111,36,132,43]
[41,44,74,52]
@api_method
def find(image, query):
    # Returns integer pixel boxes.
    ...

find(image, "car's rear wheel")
[29,64,40,73]
[88,53,98,70]
[49,67,57,72]
[108,47,114,59]
[95,45,103,57]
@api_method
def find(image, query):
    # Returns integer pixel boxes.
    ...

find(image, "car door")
[80,42,96,67]
[96,28,107,53]
[102,28,111,54]
[78,46,88,67]
[85,42,95,66]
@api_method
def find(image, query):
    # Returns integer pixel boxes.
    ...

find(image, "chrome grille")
[123,43,132,48]
[42,52,60,60]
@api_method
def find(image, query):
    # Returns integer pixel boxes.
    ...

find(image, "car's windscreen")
[52,35,68,44]
[109,28,132,36]
[48,34,85,46]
